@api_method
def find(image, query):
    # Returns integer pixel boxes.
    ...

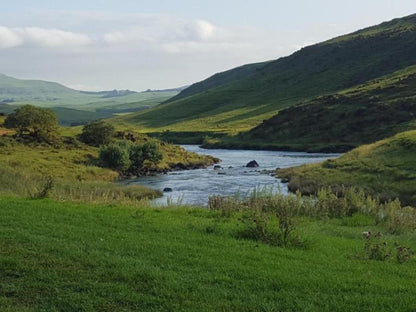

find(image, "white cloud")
[17,27,92,48]
[184,20,215,41]
[103,28,154,45]
[0,26,23,49]
[102,17,221,47]
[0,26,91,49]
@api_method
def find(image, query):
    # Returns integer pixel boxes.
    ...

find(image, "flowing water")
[126,145,340,206]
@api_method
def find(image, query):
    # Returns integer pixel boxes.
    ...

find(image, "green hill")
[214,65,416,152]
[0,73,110,107]
[117,13,416,140]
[0,74,179,125]
[0,73,178,109]
[278,130,416,206]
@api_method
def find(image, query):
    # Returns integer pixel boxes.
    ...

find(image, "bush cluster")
[99,140,162,175]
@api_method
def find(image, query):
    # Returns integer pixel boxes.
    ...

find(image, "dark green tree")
[4,105,58,142]
[79,120,115,146]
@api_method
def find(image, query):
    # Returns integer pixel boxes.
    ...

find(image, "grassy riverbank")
[278,130,416,205]
[0,116,217,204]
[1,196,415,311]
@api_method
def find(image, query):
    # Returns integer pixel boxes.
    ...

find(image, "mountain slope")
[165,61,269,103]
[118,14,416,135]
[213,65,416,152]
[278,130,416,206]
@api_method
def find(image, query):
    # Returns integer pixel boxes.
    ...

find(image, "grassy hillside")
[1,197,415,311]
[212,65,416,152]
[278,130,416,206]
[117,14,416,138]
[166,61,269,103]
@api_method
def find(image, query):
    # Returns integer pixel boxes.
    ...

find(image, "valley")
[1,10,416,312]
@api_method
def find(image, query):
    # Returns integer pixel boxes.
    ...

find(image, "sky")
[0,1,415,91]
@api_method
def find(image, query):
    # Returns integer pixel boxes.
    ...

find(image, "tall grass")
[0,167,161,205]
[209,187,416,236]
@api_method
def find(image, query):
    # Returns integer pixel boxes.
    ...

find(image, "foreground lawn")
[1,197,415,311]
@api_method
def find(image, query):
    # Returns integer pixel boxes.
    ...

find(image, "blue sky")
[1,1,415,90]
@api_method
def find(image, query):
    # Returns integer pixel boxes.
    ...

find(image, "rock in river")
[163,187,173,192]
[246,160,259,168]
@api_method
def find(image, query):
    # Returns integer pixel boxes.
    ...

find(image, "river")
[126,145,340,206]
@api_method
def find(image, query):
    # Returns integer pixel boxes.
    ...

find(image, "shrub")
[363,232,392,261]
[384,200,416,233]
[236,208,275,244]
[395,245,413,264]
[129,142,163,173]
[99,142,131,172]
[272,199,297,246]
[80,120,115,146]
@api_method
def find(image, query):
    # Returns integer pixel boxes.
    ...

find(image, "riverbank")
[201,139,353,153]
[145,130,355,153]
[277,130,416,206]
[0,119,218,204]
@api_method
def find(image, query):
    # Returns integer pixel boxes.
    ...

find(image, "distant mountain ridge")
[79,90,137,98]
[0,74,180,125]
[0,73,180,108]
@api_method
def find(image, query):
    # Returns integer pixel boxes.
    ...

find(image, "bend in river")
[126,145,340,206]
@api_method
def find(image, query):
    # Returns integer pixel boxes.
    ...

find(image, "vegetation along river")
[128,145,340,206]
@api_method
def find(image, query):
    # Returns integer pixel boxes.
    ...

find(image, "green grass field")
[1,197,415,311]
